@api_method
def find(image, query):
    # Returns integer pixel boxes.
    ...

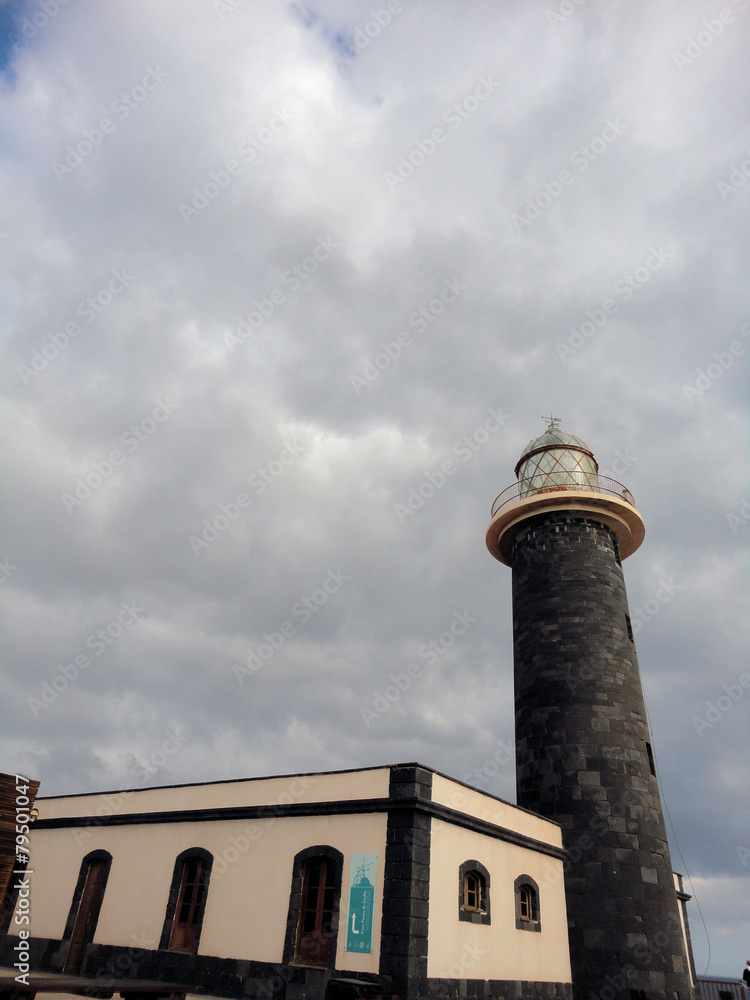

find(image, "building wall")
[25,811,387,973]
[36,765,391,821]
[431,774,565,848]
[10,764,575,1000]
[427,817,571,984]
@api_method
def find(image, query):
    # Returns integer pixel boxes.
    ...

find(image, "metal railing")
[490,473,635,517]
[696,978,749,1000]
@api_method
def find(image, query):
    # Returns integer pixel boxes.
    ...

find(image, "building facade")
[3,764,573,1000]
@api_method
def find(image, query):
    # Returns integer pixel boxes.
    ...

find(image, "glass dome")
[515,425,599,498]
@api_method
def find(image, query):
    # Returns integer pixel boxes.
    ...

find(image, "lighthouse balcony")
[490,473,636,516]
[486,473,644,566]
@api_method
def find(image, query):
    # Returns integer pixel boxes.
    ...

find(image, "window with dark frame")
[514,874,541,932]
[158,847,213,955]
[169,856,207,952]
[458,860,491,925]
[283,845,343,972]
[295,856,336,966]
[62,853,111,974]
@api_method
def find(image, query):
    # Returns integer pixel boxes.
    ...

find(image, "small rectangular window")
[514,876,540,932]
[518,885,532,921]
[458,863,490,924]
[463,872,481,911]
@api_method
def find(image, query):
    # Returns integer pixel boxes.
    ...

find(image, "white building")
[5,763,573,1000]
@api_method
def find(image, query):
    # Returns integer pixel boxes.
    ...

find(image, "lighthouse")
[486,418,693,1000]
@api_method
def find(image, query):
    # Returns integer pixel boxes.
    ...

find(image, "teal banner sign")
[345,854,377,953]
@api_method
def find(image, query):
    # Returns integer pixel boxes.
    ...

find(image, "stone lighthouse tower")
[486,419,693,1000]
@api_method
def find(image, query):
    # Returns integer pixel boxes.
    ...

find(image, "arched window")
[283,846,343,969]
[61,850,112,974]
[458,860,490,925]
[514,874,541,932]
[159,848,213,953]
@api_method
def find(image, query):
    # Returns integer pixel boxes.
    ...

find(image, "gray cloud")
[1,0,748,977]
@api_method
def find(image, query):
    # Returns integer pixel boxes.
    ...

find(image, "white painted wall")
[36,766,391,821]
[26,810,387,974]
[431,774,564,850]
[427,817,571,984]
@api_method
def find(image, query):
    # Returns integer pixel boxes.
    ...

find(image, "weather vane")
[542,413,561,431]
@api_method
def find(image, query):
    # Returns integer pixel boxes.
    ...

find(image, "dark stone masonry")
[511,513,692,1000]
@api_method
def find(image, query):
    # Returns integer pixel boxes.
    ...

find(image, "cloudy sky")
[1,0,748,976]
